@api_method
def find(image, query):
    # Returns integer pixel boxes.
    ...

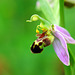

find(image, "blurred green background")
[0,0,75,75]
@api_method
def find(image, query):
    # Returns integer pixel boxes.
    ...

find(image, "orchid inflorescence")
[27,14,75,66]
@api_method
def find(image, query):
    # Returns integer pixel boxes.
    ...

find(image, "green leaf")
[39,0,57,24]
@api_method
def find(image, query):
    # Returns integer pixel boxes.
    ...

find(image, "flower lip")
[39,42,43,46]
[31,42,43,53]
[43,38,51,47]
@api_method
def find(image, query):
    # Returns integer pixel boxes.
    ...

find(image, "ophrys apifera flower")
[27,14,75,66]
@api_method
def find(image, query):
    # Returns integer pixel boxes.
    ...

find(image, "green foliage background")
[0,0,75,75]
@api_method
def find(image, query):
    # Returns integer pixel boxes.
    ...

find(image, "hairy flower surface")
[27,14,75,66]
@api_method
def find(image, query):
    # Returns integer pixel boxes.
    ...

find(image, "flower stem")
[59,0,65,27]
[59,0,75,75]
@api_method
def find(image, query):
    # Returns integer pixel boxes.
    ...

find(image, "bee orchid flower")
[27,14,75,66]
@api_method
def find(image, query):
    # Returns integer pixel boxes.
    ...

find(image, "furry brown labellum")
[31,32,45,53]
[43,38,51,47]
[31,37,51,53]
[30,31,54,53]
[31,41,43,53]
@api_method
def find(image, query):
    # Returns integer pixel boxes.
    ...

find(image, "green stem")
[59,0,65,27]
[64,65,71,75]
[59,0,75,75]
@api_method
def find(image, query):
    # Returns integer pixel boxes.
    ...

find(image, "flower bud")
[64,0,75,8]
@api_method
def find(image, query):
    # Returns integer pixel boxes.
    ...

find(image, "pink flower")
[27,14,75,66]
